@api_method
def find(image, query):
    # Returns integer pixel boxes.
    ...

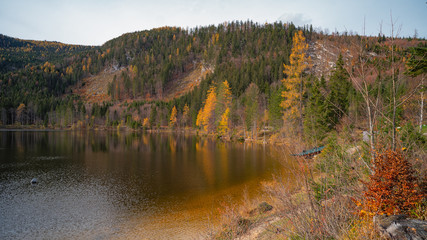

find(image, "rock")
[31,178,38,184]
[248,202,273,216]
[258,202,273,213]
[236,217,252,235]
[374,214,427,240]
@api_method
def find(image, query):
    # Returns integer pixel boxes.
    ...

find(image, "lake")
[0,130,293,239]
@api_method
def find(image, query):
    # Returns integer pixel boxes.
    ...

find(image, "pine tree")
[327,54,353,126]
[182,104,190,127]
[244,83,260,137]
[268,85,284,129]
[304,77,330,143]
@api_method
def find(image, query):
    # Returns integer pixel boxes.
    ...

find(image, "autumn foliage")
[360,149,424,216]
[169,105,177,128]
[196,86,217,132]
[281,30,311,122]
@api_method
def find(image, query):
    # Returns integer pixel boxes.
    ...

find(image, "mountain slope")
[0,34,94,73]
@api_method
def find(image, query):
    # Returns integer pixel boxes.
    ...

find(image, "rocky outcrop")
[374,215,427,240]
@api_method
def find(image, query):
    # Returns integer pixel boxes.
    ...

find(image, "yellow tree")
[196,108,202,128]
[197,86,217,132]
[169,106,177,128]
[281,30,311,133]
[143,117,150,129]
[216,80,232,128]
[218,107,230,137]
[16,103,26,125]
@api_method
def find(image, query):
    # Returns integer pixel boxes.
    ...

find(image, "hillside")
[0,34,94,73]
[0,21,302,125]
[73,62,213,103]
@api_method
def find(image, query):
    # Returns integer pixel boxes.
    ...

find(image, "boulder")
[374,214,427,240]
[31,178,38,184]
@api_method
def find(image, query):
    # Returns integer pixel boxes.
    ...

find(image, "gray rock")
[31,178,38,184]
[374,214,427,240]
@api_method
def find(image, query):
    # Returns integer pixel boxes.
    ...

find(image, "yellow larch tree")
[169,106,177,128]
[281,30,311,132]
[218,107,230,137]
[197,86,217,132]
[142,118,150,129]
[216,80,232,133]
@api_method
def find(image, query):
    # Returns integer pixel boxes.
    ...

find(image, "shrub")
[360,149,424,216]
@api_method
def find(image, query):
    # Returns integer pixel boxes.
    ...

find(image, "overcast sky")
[0,0,425,46]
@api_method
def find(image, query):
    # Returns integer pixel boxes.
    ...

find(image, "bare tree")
[347,33,378,160]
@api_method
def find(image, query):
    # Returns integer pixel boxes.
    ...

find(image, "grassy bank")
[208,129,427,239]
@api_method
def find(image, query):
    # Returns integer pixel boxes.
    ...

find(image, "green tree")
[327,54,353,126]
[244,83,260,138]
[304,77,330,144]
[268,84,283,129]
[405,47,426,132]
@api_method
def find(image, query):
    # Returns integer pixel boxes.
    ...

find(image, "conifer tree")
[304,77,329,143]
[281,30,310,133]
[196,85,217,132]
[169,105,177,128]
[268,85,284,129]
[327,54,353,126]
[216,80,232,127]
[181,104,190,127]
[244,83,260,138]
[218,108,230,137]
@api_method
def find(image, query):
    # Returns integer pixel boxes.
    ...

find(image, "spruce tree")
[304,77,329,143]
[327,54,353,127]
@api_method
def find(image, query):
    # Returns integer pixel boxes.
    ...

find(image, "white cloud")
[277,13,312,27]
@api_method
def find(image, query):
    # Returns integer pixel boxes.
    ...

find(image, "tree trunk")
[420,76,424,133]
[299,78,304,135]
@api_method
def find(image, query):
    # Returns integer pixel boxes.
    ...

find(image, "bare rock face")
[374,215,427,240]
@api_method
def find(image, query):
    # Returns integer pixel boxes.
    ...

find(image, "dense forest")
[0,34,94,73]
[0,21,310,128]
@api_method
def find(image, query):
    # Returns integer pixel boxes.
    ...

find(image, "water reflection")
[0,130,292,239]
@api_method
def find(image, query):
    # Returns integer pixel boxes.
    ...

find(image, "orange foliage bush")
[361,149,424,216]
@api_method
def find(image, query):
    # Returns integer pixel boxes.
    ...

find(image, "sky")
[0,0,426,46]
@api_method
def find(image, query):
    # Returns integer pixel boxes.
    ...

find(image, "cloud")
[277,13,312,26]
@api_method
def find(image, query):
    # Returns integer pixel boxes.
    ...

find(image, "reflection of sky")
[0,0,425,45]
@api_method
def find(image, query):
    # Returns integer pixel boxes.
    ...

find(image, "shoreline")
[0,125,294,147]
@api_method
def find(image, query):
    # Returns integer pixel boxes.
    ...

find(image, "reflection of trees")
[4,130,281,200]
[198,138,215,187]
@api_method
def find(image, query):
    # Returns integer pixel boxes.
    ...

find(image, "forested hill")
[0,21,310,126]
[0,34,94,73]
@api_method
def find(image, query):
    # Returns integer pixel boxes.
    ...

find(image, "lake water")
[0,130,293,239]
